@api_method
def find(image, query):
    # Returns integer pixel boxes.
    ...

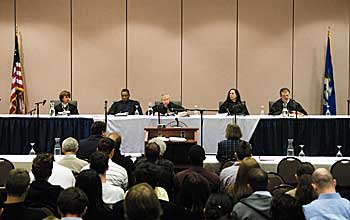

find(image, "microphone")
[34,100,46,105]
[226,108,232,116]
[175,117,179,127]
[42,100,46,106]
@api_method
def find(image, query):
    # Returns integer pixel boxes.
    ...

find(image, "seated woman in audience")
[54,90,79,115]
[270,194,304,220]
[176,172,210,220]
[295,174,317,205]
[227,157,260,204]
[218,88,249,115]
[216,123,252,164]
[286,162,315,198]
[204,193,236,220]
[75,169,113,220]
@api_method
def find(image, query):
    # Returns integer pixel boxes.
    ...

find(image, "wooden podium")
[144,127,198,168]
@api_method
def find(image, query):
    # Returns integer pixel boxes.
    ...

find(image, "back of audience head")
[97,137,115,157]
[188,145,206,166]
[295,174,317,205]
[32,153,54,181]
[225,124,242,140]
[90,121,106,136]
[75,169,103,206]
[235,142,252,161]
[90,151,109,175]
[204,193,235,220]
[148,137,167,157]
[270,194,304,220]
[311,168,336,194]
[178,172,210,214]
[134,162,160,188]
[62,137,79,154]
[57,187,89,218]
[5,168,30,198]
[229,157,260,202]
[145,142,160,163]
[125,183,162,220]
[296,162,315,177]
[247,168,268,192]
[107,132,121,151]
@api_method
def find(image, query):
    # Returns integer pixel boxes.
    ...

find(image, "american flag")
[9,31,26,114]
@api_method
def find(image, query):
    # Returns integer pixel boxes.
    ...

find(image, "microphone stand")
[104,100,108,126]
[347,99,350,116]
[28,108,36,116]
[33,100,46,154]
[34,100,46,118]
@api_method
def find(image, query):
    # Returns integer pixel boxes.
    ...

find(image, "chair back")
[50,100,78,108]
[267,171,285,192]
[277,157,302,186]
[0,158,15,186]
[268,101,275,112]
[331,159,350,187]
[219,101,224,109]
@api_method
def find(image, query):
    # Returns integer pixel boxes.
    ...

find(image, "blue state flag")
[323,31,336,115]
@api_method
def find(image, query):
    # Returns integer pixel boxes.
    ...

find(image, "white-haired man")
[58,137,88,174]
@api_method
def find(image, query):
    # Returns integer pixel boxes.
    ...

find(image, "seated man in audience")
[26,153,64,216]
[57,187,89,220]
[175,145,220,193]
[269,88,308,115]
[124,183,162,220]
[90,151,124,207]
[108,88,143,115]
[58,137,88,174]
[54,90,79,115]
[82,137,128,190]
[77,121,106,161]
[303,168,350,220]
[1,169,49,220]
[219,137,252,191]
[152,93,184,115]
[232,168,272,220]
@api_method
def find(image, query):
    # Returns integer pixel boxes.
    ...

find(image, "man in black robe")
[152,93,184,115]
[108,89,143,115]
[269,88,308,115]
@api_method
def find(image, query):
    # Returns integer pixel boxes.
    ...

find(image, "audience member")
[216,124,251,164]
[204,193,235,220]
[90,151,124,207]
[124,183,162,220]
[176,145,220,193]
[286,162,315,197]
[57,187,89,220]
[177,172,210,220]
[270,194,304,220]
[0,169,49,220]
[26,153,63,216]
[303,168,350,220]
[228,157,260,203]
[58,137,88,174]
[75,169,113,220]
[81,137,128,190]
[295,174,317,206]
[77,121,106,161]
[232,168,272,220]
[219,138,252,191]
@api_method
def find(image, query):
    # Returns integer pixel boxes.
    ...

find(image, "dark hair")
[125,183,161,220]
[90,151,109,175]
[205,193,234,220]
[224,88,242,103]
[247,168,268,191]
[57,187,89,217]
[228,157,260,203]
[90,121,106,136]
[295,174,317,205]
[59,90,71,102]
[121,88,130,95]
[235,142,252,161]
[296,162,315,177]
[75,169,112,220]
[5,168,29,197]
[177,172,210,215]
[270,194,304,220]
[32,153,54,181]
[134,162,160,188]
[188,145,206,166]
[97,137,115,155]
[145,142,160,163]
[225,124,242,140]
[279,88,290,95]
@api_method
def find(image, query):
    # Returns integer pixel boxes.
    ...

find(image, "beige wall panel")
[0,0,14,113]
[73,0,126,114]
[294,0,349,115]
[17,0,71,114]
[127,0,181,110]
[182,0,237,110]
[238,0,293,114]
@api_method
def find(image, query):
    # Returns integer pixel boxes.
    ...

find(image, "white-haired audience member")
[303,168,350,220]
[58,137,88,174]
